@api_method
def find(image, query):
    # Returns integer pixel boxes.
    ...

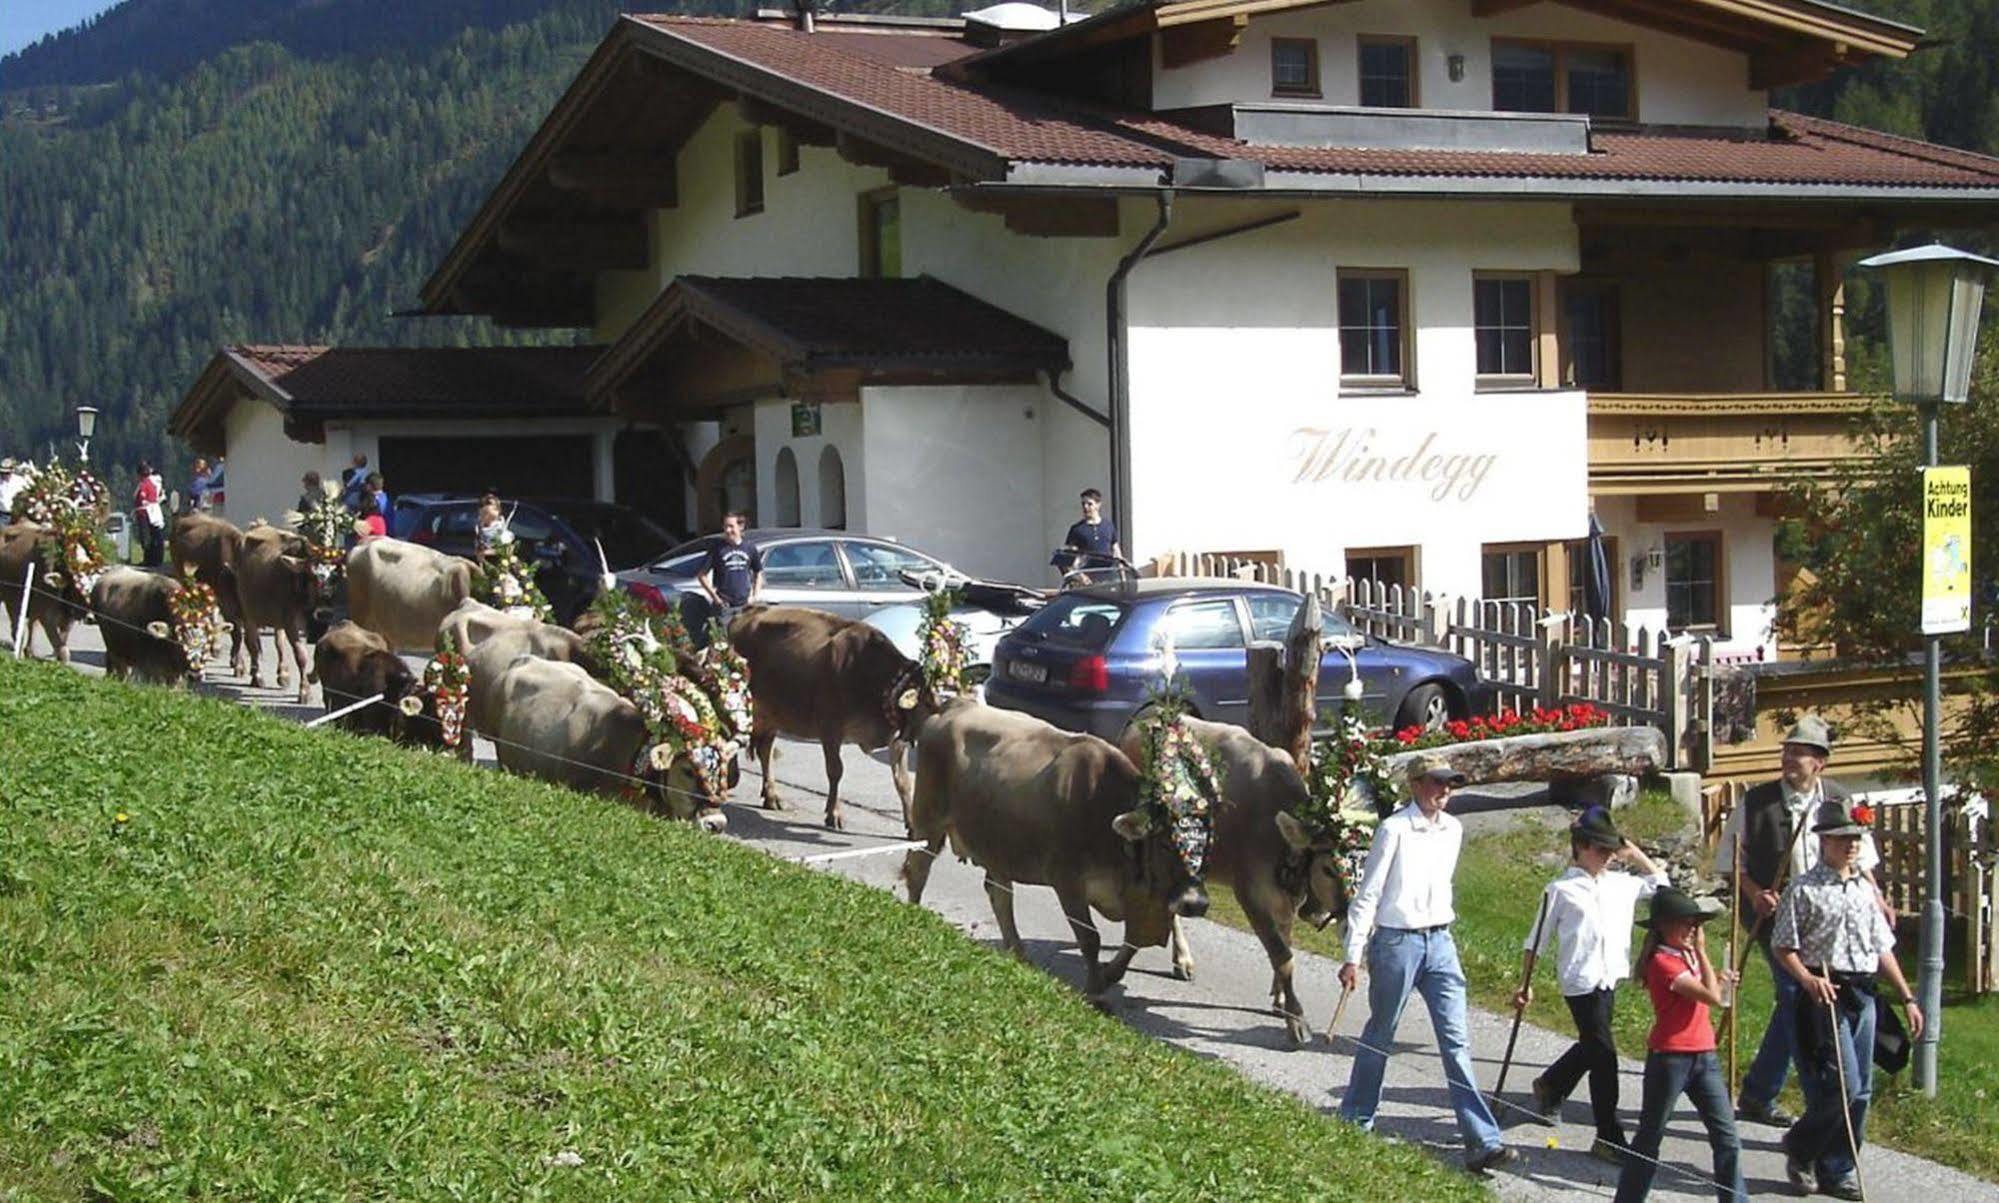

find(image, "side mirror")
[1323,633,1366,652]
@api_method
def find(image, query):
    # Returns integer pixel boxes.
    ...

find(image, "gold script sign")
[1288,427,1497,502]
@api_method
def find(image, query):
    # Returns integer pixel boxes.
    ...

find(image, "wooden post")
[1816,248,1848,393]
[1247,592,1322,770]
[1663,638,1691,773]
[1536,617,1564,711]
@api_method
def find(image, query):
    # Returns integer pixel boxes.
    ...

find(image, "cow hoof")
[762,795,785,812]
[1285,1015,1310,1046]
[823,812,844,831]
[296,687,312,705]
[1172,961,1195,982]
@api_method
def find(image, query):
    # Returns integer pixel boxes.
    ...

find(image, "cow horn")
[594,537,615,596]
[1111,808,1157,842]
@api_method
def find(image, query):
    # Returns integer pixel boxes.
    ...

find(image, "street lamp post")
[75,405,99,463]
[1856,243,1998,1097]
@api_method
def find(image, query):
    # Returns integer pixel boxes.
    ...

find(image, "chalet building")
[182,0,1999,657]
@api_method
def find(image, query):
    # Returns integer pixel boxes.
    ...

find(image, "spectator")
[340,454,369,510]
[208,456,225,512]
[134,460,166,567]
[696,510,764,620]
[475,491,506,563]
[0,458,23,521]
[354,493,387,540]
[187,458,213,512]
[1052,487,1122,580]
[366,472,390,529]
[297,471,327,516]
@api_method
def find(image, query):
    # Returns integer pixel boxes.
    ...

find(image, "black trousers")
[1544,987,1626,1142]
[139,520,164,567]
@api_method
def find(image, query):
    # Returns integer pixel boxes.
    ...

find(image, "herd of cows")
[3,512,1360,1038]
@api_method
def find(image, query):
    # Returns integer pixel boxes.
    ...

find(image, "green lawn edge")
[1212,793,1999,1183]
[0,657,1488,1201]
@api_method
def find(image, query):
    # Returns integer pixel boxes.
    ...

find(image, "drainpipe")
[1105,190,1173,555]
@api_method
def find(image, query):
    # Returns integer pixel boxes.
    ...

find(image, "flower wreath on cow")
[472,516,552,622]
[399,632,471,749]
[145,566,229,673]
[1125,648,1221,883]
[1294,703,1391,902]
[9,460,112,602]
[584,590,751,803]
[879,587,971,735]
[297,496,353,586]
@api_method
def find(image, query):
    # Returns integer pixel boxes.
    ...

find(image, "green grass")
[0,657,1488,1201]
[1214,793,1999,1183]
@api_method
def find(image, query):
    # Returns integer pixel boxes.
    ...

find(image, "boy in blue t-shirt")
[698,511,764,612]
[1054,487,1121,576]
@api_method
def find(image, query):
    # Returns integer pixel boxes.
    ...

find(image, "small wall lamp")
[1448,53,1466,82]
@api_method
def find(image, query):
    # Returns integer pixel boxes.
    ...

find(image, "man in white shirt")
[0,458,22,519]
[1338,753,1514,1175]
[1514,806,1670,1163]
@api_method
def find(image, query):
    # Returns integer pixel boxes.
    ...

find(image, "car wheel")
[1397,683,1453,732]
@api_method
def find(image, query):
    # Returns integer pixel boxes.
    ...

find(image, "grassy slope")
[1213,795,1999,1182]
[0,657,1484,1201]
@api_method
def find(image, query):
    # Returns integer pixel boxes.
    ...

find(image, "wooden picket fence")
[1154,552,1713,771]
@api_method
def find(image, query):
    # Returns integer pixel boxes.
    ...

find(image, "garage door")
[377,436,593,500]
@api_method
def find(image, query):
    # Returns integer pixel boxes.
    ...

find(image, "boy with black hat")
[1515,806,1670,1163]
[1770,796,1923,1201]
[1614,887,1745,1202]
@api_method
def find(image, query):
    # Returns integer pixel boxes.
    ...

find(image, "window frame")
[1162,596,1252,651]
[1356,34,1418,108]
[775,127,800,177]
[1489,37,1637,121]
[1336,267,1414,393]
[1480,541,1546,608]
[1472,271,1539,389]
[1664,529,1726,634]
[1269,37,1322,98]
[857,186,901,279]
[1345,544,1418,593]
[1559,277,1623,391]
[734,129,765,218]
[758,538,849,591]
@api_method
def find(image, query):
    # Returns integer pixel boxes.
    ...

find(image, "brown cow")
[91,567,195,686]
[313,621,448,749]
[347,538,475,652]
[728,605,934,829]
[0,523,84,662]
[1123,717,1357,1044]
[236,524,320,703]
[900,700,1210,999]
[168,512,248,677]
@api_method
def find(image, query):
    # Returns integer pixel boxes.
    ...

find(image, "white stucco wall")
[218,397,330,528]
[1595,492,1778,659]
[1152,0,1768,128]
[753,397,866,533]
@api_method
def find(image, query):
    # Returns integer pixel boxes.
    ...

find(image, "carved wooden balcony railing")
[1587,391,1875,494]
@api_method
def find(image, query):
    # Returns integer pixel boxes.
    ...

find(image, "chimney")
[791,0,815,32]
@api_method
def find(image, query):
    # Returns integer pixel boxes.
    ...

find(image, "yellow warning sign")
[1922,466,1972,636]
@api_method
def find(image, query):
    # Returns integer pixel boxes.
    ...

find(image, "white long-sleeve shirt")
[1526,865,1670,996]
[1713,781,1878,880]
[1343,802,1463,964]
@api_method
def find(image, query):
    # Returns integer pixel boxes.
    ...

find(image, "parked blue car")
[985,579,1487,742]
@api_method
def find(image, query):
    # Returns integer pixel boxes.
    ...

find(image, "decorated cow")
[313,621,450,749]
[168,511,249,677]
[236,524,324,703]
[346,537,476,652]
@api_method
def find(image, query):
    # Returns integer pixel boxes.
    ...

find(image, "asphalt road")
[37,623,1999,1202]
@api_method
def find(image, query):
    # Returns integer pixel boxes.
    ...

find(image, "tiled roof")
[637,16,1999,190]
[227,345,602,415]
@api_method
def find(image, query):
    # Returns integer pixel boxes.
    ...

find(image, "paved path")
[37,626,1999,1202]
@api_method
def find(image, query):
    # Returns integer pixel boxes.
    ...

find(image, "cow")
[899,700,1210,999]
[90,567,196,686]
[0,523,84,662]
[728,605,934,829]
[168,512,248,677]
[346,538,476,652]
[1123,717,1358,1044]
[236,524,320,704]
[440,598,597,729]
[490,654,727,831]
[313,621,448,748]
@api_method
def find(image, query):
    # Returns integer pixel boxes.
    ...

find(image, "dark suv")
[401,496,679,623]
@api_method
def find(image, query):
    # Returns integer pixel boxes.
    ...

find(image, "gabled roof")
[587,274,1070,408]
[170,345,603,452]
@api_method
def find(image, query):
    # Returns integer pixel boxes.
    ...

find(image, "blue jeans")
[1614,1050,1747,1203]
[1787,986,1876,1187]
[1340,926,1503,1155]
[1741,941,1799,1110]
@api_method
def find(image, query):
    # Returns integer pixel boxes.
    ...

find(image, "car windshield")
[844,540,942,587]
[1016,593,1128,648]
[562,506,674,569]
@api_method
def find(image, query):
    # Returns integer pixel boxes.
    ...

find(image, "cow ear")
[1274,809,1313,851]
[1111,807,1155,842]
[280,554,307,575]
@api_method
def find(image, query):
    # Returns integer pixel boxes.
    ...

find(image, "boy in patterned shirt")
[1770,797,1924,1201]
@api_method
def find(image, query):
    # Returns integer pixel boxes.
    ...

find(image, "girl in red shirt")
[1613,887,1746,1203]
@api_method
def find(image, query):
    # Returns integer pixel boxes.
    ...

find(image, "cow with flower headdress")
[1,461,111,662]
[900,699,1212,1000]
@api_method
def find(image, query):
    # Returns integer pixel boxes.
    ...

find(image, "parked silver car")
[616,528,956,626]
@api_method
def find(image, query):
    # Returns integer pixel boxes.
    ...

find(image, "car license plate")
[1007,660,1047,684]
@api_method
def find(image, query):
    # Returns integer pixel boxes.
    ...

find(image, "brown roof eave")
[167,348,296,443]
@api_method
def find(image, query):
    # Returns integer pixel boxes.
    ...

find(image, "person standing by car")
[187,458,213,512]
[697,511,764,620]
[1053,488,1121,579]
[133,460,166,567]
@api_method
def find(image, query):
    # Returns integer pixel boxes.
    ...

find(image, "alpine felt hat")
[1782,715,1834,758]
[1405,752,1468,786]
[1572,804,1624,850]
[1640,886,1725,929]
[1811,796,1870,837]
[0,457,15,473]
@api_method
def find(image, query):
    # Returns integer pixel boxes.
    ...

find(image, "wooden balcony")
[1587,391,1875,495]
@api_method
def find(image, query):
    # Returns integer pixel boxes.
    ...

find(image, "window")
[1271,38,1320,97]
[1665,532,1722,631]
[859,189,901,279]
[1246,593,1303,643]
[1019,594,1127,648]
[1163,599,1247,650]
[1474,274,1536,383]
[776,128,800,176]
[761,540,845,589]
[1492,39,1632,119]
[1337,269,1410,389]
[1346,545,1415,591]
[842,540,940,587]
[818,444,847,529]
[1561,281,1622,390]
[734,129,765,217]
[1357,36,1415,108]
[1566,534,1619,617]
[773,447,800,527]
[1482,544,1541,607]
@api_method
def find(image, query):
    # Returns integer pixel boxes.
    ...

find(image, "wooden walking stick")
[1496,891,1552,1098]
[1727,827,1743,1099]
[1322,982,1353,1045]
[1823,969,1869,1203]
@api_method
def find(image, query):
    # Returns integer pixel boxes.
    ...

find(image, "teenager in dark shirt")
[1055,487,1122,576]
[697,511,764,611]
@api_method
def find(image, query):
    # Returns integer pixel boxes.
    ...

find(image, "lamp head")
[75,405,99,441]
[1856,244,1999,405]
